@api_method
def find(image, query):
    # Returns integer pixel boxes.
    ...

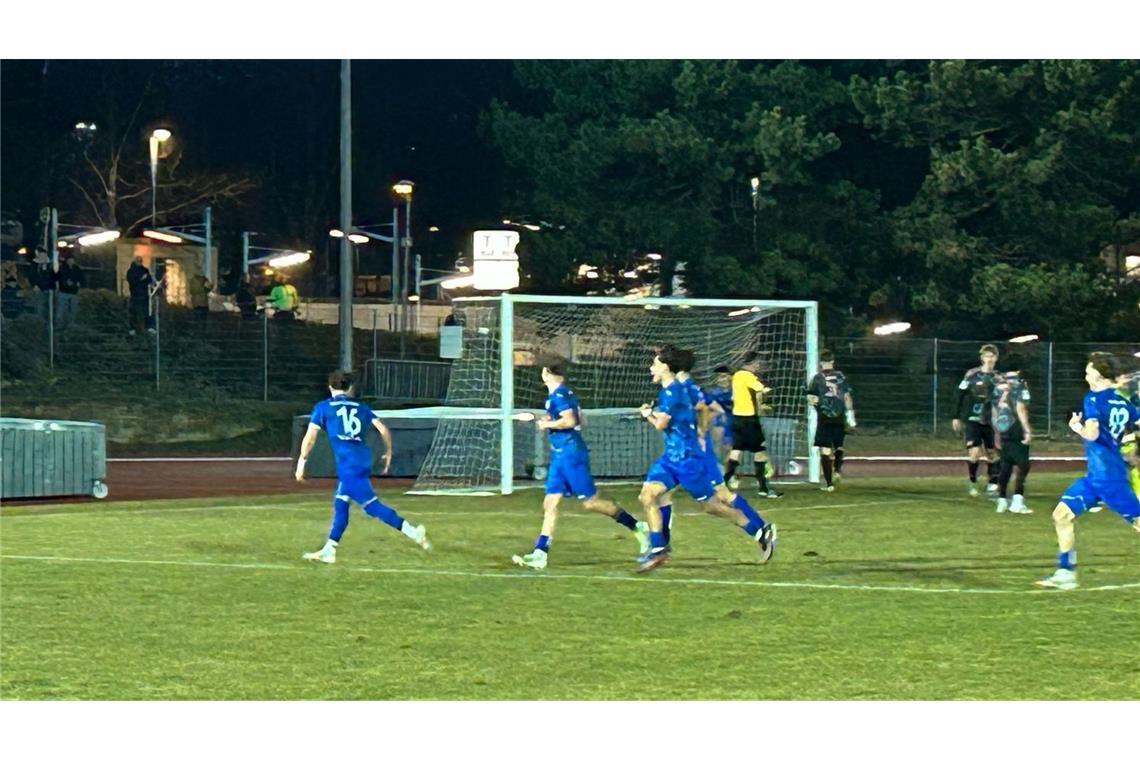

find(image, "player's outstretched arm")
[1017,401,1032,443]
[371,418,393,474]
[295,423,320,481]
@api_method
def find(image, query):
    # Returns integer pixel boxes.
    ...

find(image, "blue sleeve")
[549,390,572,417]
[1083,393,1098,420]
[357,403,376,427]
[309,402,324,428]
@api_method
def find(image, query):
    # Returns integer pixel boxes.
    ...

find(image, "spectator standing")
[126,256,153,336]
[31,249,57,322]
[189,268,212,323]
[235,273,258,320]
[56,256,85,330]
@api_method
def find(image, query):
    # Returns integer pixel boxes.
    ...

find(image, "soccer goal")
[376,294,819,494]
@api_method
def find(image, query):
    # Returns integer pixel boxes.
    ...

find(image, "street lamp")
[149,128,173,226]
[750,176,761,252]
[392,180,415,331]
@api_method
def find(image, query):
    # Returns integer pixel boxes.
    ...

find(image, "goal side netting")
[375,295,819,494]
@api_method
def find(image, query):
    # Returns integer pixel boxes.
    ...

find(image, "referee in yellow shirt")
[724,351,782,498]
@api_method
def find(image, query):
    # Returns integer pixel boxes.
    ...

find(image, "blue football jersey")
[1081,388,1140,480]
[656,379,701,461]
[544,384,587,455]
[309,395,376,470]
[679,377,715,450]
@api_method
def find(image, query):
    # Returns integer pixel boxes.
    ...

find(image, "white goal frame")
[377,294,819,494]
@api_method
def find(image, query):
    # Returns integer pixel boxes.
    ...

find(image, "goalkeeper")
[805,349,855,491]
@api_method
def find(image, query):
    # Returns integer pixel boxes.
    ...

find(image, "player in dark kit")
[953,344,1001,497]
[806,350,856,491]
[991,370,1033,515]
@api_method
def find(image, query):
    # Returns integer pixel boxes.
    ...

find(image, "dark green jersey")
[957,366,999,424]
[991,372,1030,439]
[808,369,852,420]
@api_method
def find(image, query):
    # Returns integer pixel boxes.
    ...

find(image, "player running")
[637,346,776,574]
[992,370,1033,515]
[953,344,1002,497]
[511,357,651,570]
[805,349,856,492]
[1035,353,1140,590]
[668,348,772,556]
[723,351,782,498]
[705,364,734,463]
[296,370,431,563]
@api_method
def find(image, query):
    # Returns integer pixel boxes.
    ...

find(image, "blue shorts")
[701,447,725,488]
[1060,476,1140,521]
[335,466,378,506]
[545,451,597,499]
[645,455,714,502]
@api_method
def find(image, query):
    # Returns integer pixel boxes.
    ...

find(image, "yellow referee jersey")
[731,370,768,416]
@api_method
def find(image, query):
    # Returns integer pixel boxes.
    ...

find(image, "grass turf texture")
[2,473,1137,700]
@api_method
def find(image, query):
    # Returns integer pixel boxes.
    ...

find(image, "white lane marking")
[0,497,925,520]
[2,553,1137,595]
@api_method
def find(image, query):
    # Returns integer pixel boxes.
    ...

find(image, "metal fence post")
[1046,341,1054,437]
[931,337,939,435]
[154,291,161,391]
[262,307,269,402]
[372,309,378,361]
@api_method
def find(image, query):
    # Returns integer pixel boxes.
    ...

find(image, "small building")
[114,238,217,307]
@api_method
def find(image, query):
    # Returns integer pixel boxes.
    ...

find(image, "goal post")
[376,294,819,494]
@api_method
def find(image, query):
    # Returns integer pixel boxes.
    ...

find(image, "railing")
[362,357,452,404]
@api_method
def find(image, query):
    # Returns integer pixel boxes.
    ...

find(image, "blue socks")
[731,492,766,535]
[363,498,406,530]
[1058,550,1075,570]
[613,509,639,531]
[329,498,350,542]
[534,534,551,553]
[649,530,666,553]
[660,504,673,544]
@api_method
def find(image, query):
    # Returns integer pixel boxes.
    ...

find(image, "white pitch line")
[2,553,1137,595]
[0,497,925,520]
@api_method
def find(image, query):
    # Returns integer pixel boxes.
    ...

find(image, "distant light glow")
[501,219,511,225]
[17,246,27,255]
[408,294,421,302]
[1009,334,1039,344]
[585,271,599,279]
[152,128,172,142]
[441,275,476,290]
[428,226,440,233]
[267,252,310,268]
[264,268,274,275]
[623,271,638,279]
[392,180,414,196]
[328,229,345,238]
[750,176,760,191]
[727,308,751,317]
[457,265,471,273]
[873,321,912,336]
[646,253,662,261]
[143,230,184,244]
[76,230,120,247]
[522,224,541,232]
[57,241,69,248]
[347,234,370,245]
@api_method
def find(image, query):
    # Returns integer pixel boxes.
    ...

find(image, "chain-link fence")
[830,338,1140,437]
[3,291,1137,444]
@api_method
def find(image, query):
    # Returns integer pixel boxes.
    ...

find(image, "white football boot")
[303,546,336,564]
[1007,495,1033,515]
[512,549,548,570]
[1034,568,1077,590]
[995,497,1009,513]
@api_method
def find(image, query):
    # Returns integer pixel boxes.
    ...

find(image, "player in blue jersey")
[670,348,772,554]
[705,364,734,462]
[637,346,776,573]
[512,357,651,570]
[1115,367,1140,499]
[296,370,431,563]
[1035,353,1140,590]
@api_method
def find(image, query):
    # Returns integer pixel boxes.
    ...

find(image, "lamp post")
[393,180,414,332]
[750,176,760,253]
[149,128,172,227]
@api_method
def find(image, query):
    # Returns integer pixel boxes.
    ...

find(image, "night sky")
[0,59,522,273]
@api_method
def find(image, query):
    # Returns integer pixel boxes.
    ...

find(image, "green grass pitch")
[2,473,1137,700]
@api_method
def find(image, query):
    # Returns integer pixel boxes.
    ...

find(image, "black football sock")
[724,459,740,482]
[967,461,979,482]
[834,449,845,473]
[821,454,833,486]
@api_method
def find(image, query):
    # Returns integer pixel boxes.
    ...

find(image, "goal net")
[376,295,819,493]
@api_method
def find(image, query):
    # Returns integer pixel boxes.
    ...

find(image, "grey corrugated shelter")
[0,418,108,499]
